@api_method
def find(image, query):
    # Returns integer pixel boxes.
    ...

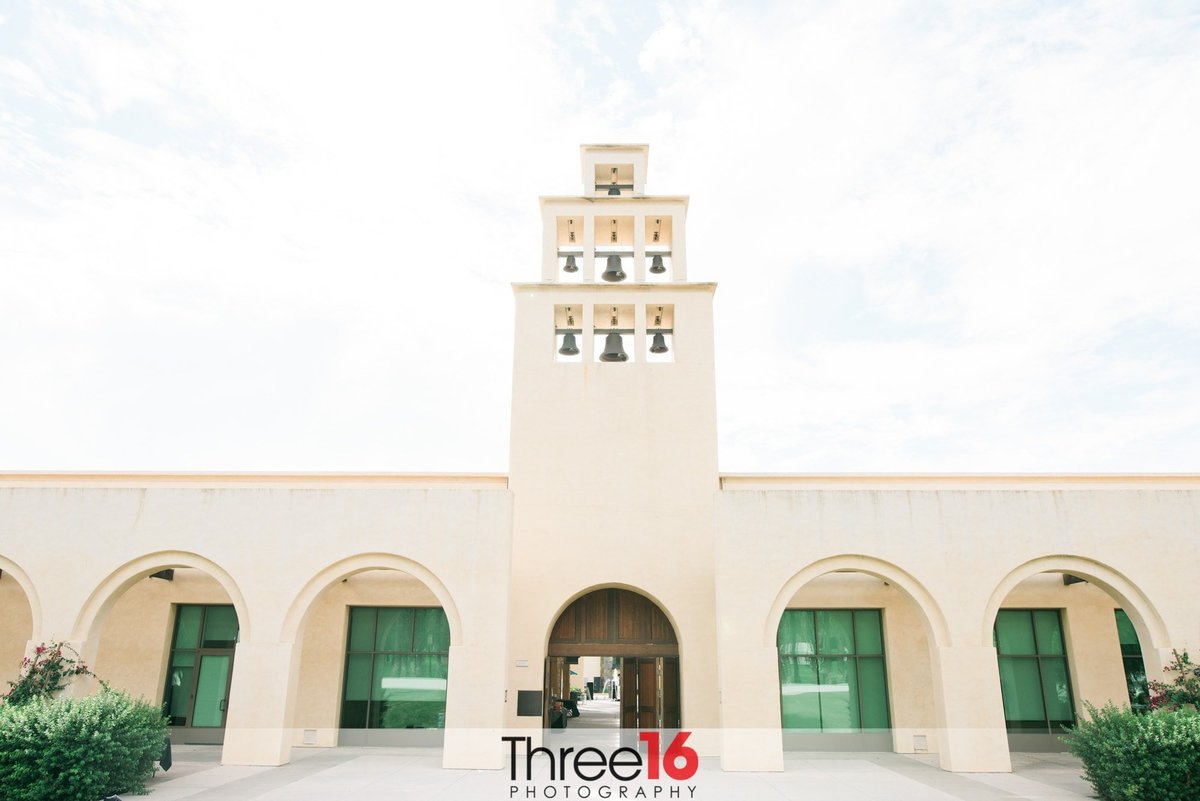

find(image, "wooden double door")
[543,655,680,730]
[621,656,681,729]
[547,588,682,730]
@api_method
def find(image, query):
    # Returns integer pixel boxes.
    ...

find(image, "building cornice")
[539,196,689,207]
[5,472,1194,491]
[719,473,1200,490]
[0,472,509,489]
[512,282,716,293]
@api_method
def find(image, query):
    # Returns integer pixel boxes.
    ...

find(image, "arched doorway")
[281,554,462,749]
[78,552,249,746]
[547,588,680,731]
[0,558,38,691]
[765,556,950,754]
[982,556,1167,752]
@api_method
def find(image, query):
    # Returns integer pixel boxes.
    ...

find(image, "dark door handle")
[219,699,227,711]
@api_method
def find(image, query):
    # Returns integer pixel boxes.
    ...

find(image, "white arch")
[0,554,42,642]
[764,554,952,648]
[981,554,1169,649]
[279,552,463,645]
[73,550,251,642]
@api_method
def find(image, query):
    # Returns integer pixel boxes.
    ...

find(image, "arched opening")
[546,587,680,739]
[80,553,248,746]
[766,556,949,755]
[284,554,461,748]
[983,556,1167,752]
[0,557,38,692]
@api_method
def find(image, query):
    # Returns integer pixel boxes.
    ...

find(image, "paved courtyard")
[141,744,1093,801]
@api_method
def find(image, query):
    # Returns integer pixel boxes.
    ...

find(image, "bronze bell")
[601,255,626,282]
[607,185,621,196]
[649,255,666,274]
[563,255,578,273]
[649,332,669,354]
[558,332,579,356]
[600,332,628,362]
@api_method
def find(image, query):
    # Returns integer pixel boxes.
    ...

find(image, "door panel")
[638,659,658,729]
[191,654,231,727]
[663,657,680,729]
[621,659,638,728]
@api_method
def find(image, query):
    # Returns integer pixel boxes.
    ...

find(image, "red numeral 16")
[638,731,699,780]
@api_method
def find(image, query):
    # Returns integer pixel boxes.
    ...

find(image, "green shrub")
[0,689,168,800]
[1066,702,1200,801]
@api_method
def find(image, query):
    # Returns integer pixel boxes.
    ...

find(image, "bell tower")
[506,145,721,734]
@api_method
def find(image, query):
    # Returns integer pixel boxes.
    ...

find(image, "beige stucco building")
[1,145,1196,775]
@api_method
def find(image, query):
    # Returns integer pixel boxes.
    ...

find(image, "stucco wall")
[0,480,513,768]
[714,483,1200,771]
[1,477,1195,773]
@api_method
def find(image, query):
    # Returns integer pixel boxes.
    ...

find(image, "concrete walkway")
[140,744,1095,801]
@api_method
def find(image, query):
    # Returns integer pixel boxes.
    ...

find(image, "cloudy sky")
[2,1,1197,473]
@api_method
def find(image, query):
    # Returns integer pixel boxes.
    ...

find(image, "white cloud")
[1,0,1197,471]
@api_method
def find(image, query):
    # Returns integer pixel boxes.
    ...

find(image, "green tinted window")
[1033,610,1064,656]
[173,606,202,649]
[414,608,451,653]
[779,656,820,728]
[995,610,1036,655]
[201,606,239,648]
[777,610,815,656]
[815,611,854,654]
[1114,609,1140,651]
[1040,658,1074,724]
[993,610,1074,732]
[815,656,859,729]
[1113,610,1149,712]
[854,610,883,655]
[778,609,889,731]
[858,657,889,729]
[163,605,239,729]
[375,608,414,652]
[342,607,451,730]
[998,657,1046,726]
[348,608,377,652]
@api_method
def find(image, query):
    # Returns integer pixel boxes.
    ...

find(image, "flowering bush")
[2,642,96,706]
[1149,650,1200,711]
[1066,703,1200,801]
